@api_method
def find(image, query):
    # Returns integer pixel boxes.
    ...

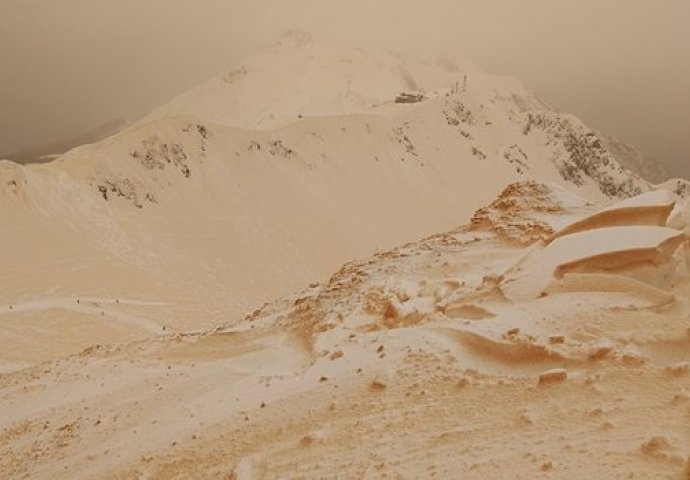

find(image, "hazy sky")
[1,0,688,177]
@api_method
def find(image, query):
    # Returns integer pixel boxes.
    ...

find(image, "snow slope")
[2,181,690,478]
[0,34,659,369]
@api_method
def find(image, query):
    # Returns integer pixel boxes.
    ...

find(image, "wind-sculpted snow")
[499,187,689,301]
[547,190,676,242]
[3,182,690,478]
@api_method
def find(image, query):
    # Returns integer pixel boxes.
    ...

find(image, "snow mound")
[546,273,675,307]
[548,190,676,243]
[501,225,686,300]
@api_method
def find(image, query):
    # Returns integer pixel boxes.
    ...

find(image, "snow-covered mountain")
[0,32,661,364]
[3,32,690,478]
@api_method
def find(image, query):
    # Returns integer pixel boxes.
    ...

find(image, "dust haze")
[5,2,690,477]
[1,0,688,177]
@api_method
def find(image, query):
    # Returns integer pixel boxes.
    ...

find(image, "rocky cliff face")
[597,131,670,184]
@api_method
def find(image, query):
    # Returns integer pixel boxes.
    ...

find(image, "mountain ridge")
[0,33,674,368]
